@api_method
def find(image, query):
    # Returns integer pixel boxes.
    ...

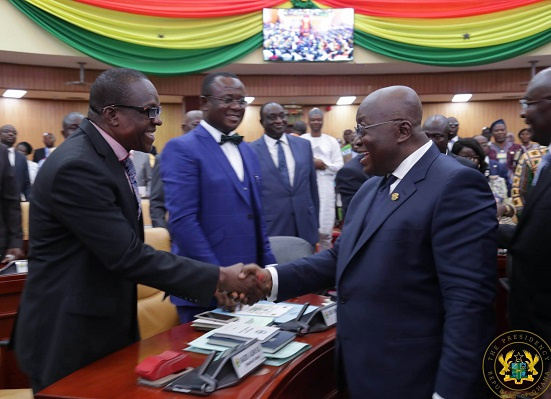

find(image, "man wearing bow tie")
[161,72,275,322]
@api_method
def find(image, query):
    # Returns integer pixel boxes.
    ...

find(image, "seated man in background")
[61,112,85,140]
[13,68,264,393]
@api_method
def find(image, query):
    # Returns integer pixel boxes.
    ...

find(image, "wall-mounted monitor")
[262,8,354,62]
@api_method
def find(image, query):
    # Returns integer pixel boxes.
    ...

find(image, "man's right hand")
[217,263,266,304]
[313,158,327,170]
[240,264,272,295]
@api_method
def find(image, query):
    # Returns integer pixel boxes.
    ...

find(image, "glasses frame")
[355,119,404,138]
[103,104,162,119]
[204,95,248,107]
[519,97,551,112]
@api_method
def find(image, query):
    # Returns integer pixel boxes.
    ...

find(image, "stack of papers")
[212,322,279,343]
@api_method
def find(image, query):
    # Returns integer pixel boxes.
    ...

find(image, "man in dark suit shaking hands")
[244,86,498,399]
[13,68,265,393]
[509,67,551,346]
[251,102,319,247]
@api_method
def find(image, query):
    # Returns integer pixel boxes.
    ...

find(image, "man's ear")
[199,96,209,112]
[396,120,412,143]
[102,106,119,127]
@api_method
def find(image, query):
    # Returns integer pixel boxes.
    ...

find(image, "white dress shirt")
[7,147,15,166]
[201,120,244,182]
[263,133,295,187]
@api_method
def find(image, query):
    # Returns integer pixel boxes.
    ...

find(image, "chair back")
[268,236,314,264]
[137,227,179,339]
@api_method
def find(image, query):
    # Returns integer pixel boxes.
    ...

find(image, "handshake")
[216,263,274,308]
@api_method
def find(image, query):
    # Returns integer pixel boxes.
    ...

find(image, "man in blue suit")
[244,86,497,398]
[161,72,276,322]
[251,102,319,247]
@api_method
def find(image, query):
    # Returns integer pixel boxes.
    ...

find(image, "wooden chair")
[137,227,179,339]
[140,199,152,228]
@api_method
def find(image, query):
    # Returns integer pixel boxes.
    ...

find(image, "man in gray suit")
[251,102,319,246]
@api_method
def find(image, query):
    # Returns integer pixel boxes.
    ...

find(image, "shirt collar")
[89,120,128,162]
[392,140,433,180]
[263,133,289,147]
[200,120,239,143]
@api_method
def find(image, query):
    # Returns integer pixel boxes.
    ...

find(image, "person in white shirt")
[301,108,343,250]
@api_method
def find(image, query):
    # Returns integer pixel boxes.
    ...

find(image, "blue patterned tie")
[277,140,291,188]
[121,156,142,220]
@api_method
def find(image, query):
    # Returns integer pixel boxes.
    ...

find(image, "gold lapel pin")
[391,192,399,201]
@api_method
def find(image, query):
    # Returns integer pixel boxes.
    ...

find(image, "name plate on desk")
[231,341,265,379]
[320,303,337,327]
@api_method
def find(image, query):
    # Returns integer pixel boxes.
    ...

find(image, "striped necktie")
[121,156,142,220]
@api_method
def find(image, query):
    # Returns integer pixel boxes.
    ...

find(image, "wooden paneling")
[0,63,534,98]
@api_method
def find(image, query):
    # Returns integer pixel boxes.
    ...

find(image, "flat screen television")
[262,8,354,62]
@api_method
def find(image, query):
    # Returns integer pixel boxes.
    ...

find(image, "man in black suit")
[0,143,24,263]
[509,66,551,346]
[336,131,371,221]
[13,68,264,393]
[33,132,57,163]
[423,114,476,169]
[0,125,31,201]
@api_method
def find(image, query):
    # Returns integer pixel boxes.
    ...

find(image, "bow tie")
[219,134,243,145]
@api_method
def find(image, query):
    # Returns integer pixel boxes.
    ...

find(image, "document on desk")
[232,302,295,317]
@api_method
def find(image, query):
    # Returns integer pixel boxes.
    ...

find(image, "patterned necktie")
[277,140,291,188]
[219,134,243,145]
[121,156,142,220]
[532,152,551,187]
[364,174,398,228]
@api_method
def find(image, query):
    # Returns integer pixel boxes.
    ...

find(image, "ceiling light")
[3,89,27,98]
[452,94,472,103]
[336,96,356,105]
[245,97,255,104]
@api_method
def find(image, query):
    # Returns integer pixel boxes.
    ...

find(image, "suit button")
[243,187,248,191]
[247,214,253,219]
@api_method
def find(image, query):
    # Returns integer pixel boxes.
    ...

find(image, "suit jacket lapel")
[196,127,251,205]
[80,119,139,229]
[341,145,438,269]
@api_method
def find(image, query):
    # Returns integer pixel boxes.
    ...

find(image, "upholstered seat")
[137,228,179,339]
[268,236,315,264]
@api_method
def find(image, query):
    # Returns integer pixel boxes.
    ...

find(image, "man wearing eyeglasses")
[446,116,460,152]
[243,85,497,398]
[508,67,551,349]
[13,68,266,392]
[161,72,275,323]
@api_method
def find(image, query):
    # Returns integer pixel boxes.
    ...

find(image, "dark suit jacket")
[149,154,167,228]
[33,147,46,163]
[161,125,275,307]
[250,135,319,246]
[14,119,220,391]
[509,163,551,344]
[335,154,370,221]
[0,144,22,258]
[13,151,31,200]
[275,145,497,398]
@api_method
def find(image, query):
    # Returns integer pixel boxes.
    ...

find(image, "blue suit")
[161,125,276,309]
[250,134,319,246]
[274,144,497,398]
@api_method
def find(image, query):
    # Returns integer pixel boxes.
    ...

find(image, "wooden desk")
[0,271,29,389]
[36,294,338,399]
